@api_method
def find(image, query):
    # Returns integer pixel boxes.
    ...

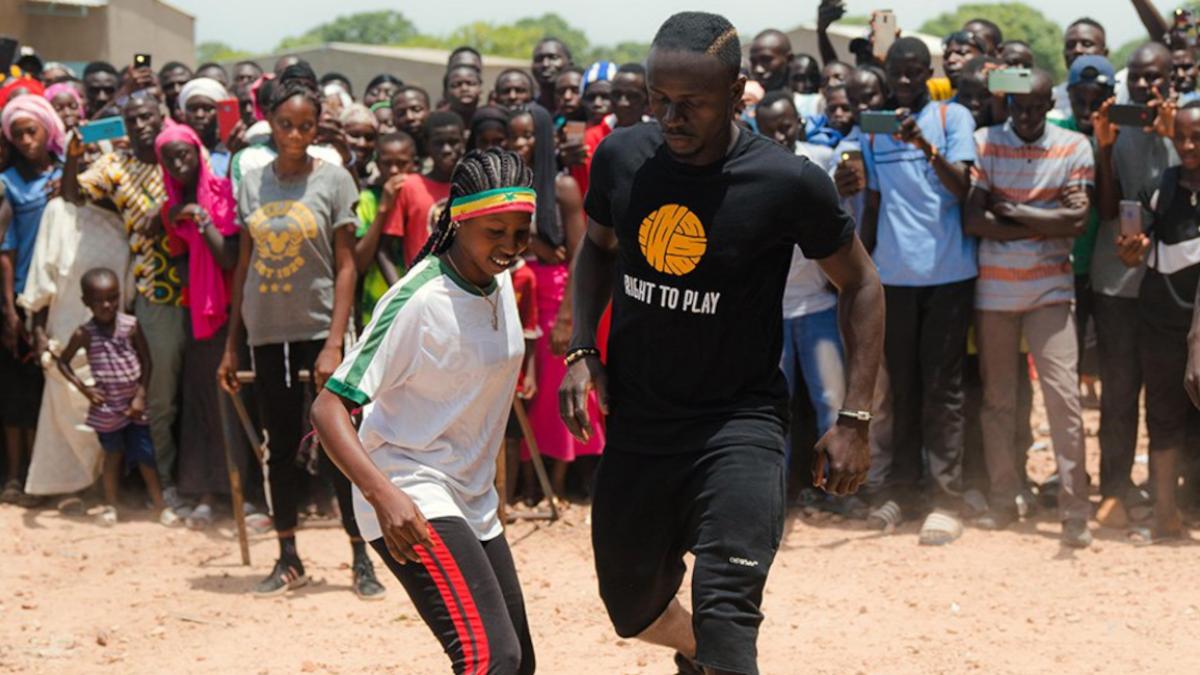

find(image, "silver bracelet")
[837,409,873,422]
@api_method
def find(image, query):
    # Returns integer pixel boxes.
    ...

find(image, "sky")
[173,0,1178,55]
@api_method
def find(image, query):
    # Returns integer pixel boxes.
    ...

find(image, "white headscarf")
[178,77,229,111]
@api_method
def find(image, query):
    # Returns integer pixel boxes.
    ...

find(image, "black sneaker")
[352,557,387,601]
[253,558,308,598]
[974,509,1017,531]
[1061,518,1093,549]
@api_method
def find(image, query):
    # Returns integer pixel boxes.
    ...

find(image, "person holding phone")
[1117,102,1200,542]
[157,61,192,123]
[858,37,977,546]
[178,77,233,178]
[1091,42,1176,528]
[964,68,1095,547]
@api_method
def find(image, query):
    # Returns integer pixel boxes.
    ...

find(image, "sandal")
[919,509,963,546]
[96,505,118,527]
[867,500,902,531]
[160,507,182,527]
[56,496,85,516]
[1,479,22,504]
[185,504,213,530]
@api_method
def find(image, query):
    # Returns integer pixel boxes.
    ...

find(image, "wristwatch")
[837,409,873,423]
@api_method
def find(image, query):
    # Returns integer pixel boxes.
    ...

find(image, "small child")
[57,268,172,527]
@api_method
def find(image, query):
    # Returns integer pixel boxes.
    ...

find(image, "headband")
[449,187,537,222]
[369,100,391,112]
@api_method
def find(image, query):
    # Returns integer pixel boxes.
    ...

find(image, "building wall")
[106,0,194,68]
[24,6,110,64]
[0,2,30,40]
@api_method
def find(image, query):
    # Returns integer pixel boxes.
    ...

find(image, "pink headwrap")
[249,73,274,122]
[44,82,86,118]
[1,91,66,157]
[155,124,239,340]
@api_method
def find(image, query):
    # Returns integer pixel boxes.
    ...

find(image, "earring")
[450,221,461,231]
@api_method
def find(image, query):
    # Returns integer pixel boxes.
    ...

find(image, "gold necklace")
[445,254,499,330]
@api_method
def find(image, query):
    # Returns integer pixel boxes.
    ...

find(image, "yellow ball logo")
[638,204,707,276]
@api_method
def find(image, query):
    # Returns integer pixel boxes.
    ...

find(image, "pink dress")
[522,259,605,461]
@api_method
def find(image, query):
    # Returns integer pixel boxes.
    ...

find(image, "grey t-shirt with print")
[237,160,359,346]
[1091,127,1178,299]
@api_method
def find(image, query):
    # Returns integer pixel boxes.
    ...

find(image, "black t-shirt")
[585,122,855,453]
[1143,167,1200,334]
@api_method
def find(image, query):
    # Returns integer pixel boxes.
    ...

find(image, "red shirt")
[384,174,451,267]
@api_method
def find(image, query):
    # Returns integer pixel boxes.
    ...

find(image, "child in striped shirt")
[57,268,172,527]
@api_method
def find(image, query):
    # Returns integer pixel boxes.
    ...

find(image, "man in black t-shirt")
[559,12,885,675]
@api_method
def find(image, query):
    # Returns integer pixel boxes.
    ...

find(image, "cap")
[1068,55,1116,88]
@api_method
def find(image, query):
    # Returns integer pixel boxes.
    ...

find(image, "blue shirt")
[862,100,978,286]
[1,164,62,295]
[210,148,231,178]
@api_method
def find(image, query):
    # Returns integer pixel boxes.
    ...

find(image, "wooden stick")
[216,389,251,566]
[511,397,558,522]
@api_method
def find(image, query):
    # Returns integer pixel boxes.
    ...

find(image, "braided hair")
[412,148,534,265]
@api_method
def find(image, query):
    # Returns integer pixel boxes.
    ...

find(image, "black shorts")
[1140,319,1200,451]
[591,441,786,675]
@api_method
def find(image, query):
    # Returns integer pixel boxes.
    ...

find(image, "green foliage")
[275,11,419,52]
[918,3,1065,80]
[585,41,651,66]
[1110,39,1139,72]
[196,41,250,64]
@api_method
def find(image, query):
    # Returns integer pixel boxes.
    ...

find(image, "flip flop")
[919,509,963,546]
[56,496,85,516]
[867,500,902,531]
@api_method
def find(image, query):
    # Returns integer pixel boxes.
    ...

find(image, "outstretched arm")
[559,220,617,442]
[1132,0,1171,44]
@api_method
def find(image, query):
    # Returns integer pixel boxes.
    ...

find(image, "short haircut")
[753,29,793,53]
[197,62,224,73]
[887,37,932,67]
[651,11,742,79]
[617,63,646,77]
[965,18,1003,47]
[556,66,584,81]
[443,64,482,91]
[84,61,118,78]
[320,72,351,87]
[81,267,119,293]
[449,46,482,63]
[395,85,430,105]
[534,37,573,62]
[758,89,796,111]
[235,60,263,73]
[495,68,534,88]
[1068,18,1106,37]
[367,73,404,92]
[377,130,416,150]
[158,61,191,76]
[423,110,465,137]
[279,61,318,87]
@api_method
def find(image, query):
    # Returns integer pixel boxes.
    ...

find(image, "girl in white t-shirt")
[312,148,537,674]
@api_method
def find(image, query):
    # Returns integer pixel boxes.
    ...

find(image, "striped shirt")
[971,122,1094,312]
[84,313,146,433]
[78,150,182,306]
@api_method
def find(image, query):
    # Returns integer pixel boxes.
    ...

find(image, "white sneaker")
[97,505,118,527]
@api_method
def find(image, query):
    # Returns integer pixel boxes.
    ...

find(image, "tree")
[586,41,651,65]
[918,3,1065,81]
[1111,39,1139,72]
[428,13,590,61]
[276,11,419,52]
[196,41,250,64]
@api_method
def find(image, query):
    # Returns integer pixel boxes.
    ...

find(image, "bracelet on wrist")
[837,408,873,424]
[564,346,601,367]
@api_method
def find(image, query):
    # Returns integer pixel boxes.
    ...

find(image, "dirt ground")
[2,403,1199,675]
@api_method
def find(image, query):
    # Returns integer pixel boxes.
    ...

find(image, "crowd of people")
[1,1,1200,672]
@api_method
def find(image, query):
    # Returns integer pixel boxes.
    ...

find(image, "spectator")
[353,131,416,325]
[443,64,483,127]
[196,63,229,88]
[955,57,1006,130]
[999,40,1035,68]
[859,37,977,545]
[178,77,233,177]
[158,61,193,121]
[963,18,1003,56]
[495,69,536,111]
[1091,43,1175,528]
[391,86,431,161]
[943,30,988,93]
[82,61,119,120]
[791,53,824,119]
[232,61,263,90]
[553,67,586,123]
[531,38,573,112]
[363,74,403,108]
[340,103,379,185]
[964,69,1094,547]
[1052,19,1113,120]
[750,29,793,92]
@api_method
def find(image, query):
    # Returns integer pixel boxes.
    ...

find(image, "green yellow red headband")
[449,187,537,222]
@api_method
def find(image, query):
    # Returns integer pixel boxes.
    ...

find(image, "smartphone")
[871,10,897,62]
[988,68,1033,94]
[564,120,586,146]
[1107,104,1156,127]
[859,110,901,134]
[216,98,240,142]
[79,116,128,144]
[133,52,151,70]
[0,37,18,75]
[840,149,864,164]
[1119,200,1143,237]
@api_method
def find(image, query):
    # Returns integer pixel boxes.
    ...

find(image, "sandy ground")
[2,403,1200,674]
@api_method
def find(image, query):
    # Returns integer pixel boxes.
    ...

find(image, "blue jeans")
[780,307,846,462]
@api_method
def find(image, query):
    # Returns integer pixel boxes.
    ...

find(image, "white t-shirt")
[326,256,524,542]
[782,142,838,319]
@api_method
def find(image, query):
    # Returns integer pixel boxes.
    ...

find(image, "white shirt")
[782,142,838,318]
[327,257,524,541]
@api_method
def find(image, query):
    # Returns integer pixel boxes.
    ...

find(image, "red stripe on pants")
[416,529,491,674]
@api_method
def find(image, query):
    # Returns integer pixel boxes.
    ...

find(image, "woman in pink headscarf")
[44,82,85,132]
[154,123,246,527]
[1,93,66,504]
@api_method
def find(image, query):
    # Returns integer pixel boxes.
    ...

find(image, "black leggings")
[372,518,534,675]
[253,340,358,538]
